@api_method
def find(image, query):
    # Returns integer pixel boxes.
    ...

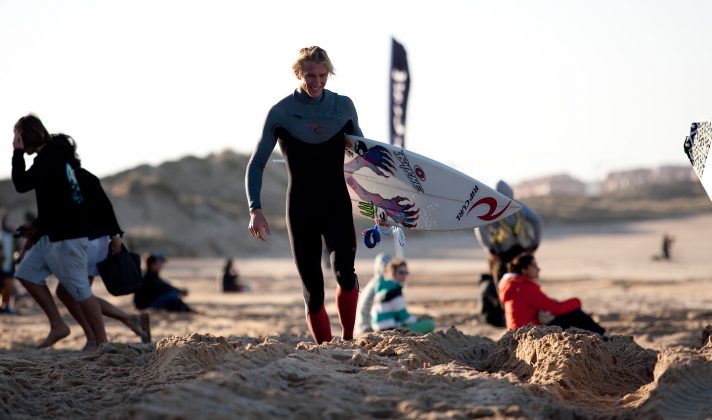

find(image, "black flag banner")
[389,38,410,148]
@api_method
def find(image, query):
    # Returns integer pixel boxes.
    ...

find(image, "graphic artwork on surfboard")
[684,121,712,201]
[343,135,521,231]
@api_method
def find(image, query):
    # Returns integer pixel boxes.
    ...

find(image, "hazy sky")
[2,0,711,187]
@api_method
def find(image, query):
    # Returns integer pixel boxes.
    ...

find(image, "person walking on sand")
[246,46,363,344]
[11,114,107,349]
[370,259,435,334]
[51,163,151,346]
[661,233,674,260]
[498,254,605,335]
[17,138,151,349]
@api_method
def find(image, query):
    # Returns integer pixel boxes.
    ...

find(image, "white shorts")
[15,236,91,301]
[87,236,111,277]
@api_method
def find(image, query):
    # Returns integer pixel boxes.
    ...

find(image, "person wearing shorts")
[12,115,107,349]
[51,168,151,347]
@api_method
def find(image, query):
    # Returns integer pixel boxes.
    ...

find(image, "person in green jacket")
[370,259,435,334]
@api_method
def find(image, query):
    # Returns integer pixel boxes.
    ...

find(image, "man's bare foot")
[130,313,151,343]
[37,325,70,348]
[82,341,98,352]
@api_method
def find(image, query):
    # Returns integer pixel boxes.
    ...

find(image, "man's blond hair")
[292,46,335,77]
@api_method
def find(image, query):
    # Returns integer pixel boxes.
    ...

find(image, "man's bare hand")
[248,209,271,241]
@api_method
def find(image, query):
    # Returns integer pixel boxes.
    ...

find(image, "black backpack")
[477,273,505,328]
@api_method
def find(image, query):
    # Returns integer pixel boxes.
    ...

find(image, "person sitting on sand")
[498,254,605,335]
[370,259,435,334]
[354,253,393,335]
[221,258,245,293]
[134,254,192,312]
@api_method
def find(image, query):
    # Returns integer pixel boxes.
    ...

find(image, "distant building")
[601,165,696,194]
[514,174,587,198]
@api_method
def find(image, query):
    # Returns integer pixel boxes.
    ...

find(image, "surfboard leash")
[362,224,406,249]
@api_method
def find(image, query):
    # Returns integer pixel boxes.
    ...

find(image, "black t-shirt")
[12,141,92,241]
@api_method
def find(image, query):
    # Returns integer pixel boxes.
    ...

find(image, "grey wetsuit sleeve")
[343,96,363,137]
[245,110,279,210]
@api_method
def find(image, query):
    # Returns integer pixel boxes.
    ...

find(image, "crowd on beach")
[3,46,613,352]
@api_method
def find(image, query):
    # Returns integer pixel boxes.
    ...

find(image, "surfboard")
[344,135,521,231]
[684,121,712,201]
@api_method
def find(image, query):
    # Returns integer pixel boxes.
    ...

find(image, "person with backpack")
[475,180,543,286]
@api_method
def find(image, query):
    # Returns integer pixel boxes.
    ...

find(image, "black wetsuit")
[246,88,362,312]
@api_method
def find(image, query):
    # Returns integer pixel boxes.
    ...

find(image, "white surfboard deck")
[344,135,521,231]
[684,121,712,201]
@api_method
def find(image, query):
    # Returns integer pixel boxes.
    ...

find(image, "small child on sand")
[370,259,435,334]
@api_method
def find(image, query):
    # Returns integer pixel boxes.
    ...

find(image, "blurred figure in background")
[474,180,542,328]
[354,253,392,336]
[0,210,18,314]
[134,254,193,312]
[661,233,674,260]
[475,180,542,286]
[221,258,246,293]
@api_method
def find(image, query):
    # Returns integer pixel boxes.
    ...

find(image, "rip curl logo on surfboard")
[455,186,512,222]
[468,198,512,221]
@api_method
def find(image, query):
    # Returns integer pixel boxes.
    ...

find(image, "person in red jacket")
[498,254,605,335]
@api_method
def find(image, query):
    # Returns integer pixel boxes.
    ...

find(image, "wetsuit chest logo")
[306,123,326,135]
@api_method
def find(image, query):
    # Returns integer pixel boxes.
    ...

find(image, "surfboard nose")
[503,199,523,217]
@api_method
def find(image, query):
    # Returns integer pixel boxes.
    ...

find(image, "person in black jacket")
[11,114,107,349]
[53,165,151,345]
[134,254,192,312]
[19,162,151,347]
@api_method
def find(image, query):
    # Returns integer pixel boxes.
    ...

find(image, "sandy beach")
[1,214,712,419]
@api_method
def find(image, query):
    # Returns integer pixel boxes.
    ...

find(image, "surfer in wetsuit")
[246,46,362,344]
